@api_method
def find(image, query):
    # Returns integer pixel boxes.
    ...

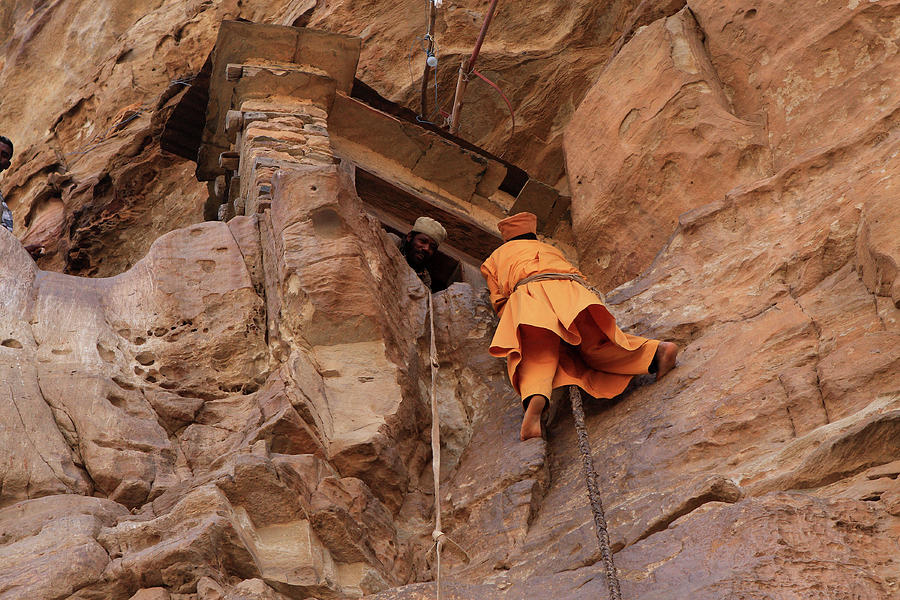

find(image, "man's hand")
[24,243,43,259]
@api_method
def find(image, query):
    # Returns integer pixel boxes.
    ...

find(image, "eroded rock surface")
[0,0,700,273]
[0,111,519,597]
[567,1,900,292]
[2,1,900,599]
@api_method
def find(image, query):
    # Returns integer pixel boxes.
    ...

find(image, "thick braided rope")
[569,385,623,600]
[425,290,470,598]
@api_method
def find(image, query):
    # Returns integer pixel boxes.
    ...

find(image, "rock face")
[565,7,771,290]
[0,0,681,271]
[567,1,900,292]
[2,1,900,599]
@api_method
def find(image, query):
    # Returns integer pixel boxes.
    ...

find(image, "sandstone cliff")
[1,1,899,599]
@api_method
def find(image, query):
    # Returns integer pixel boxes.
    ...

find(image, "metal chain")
[569,385,623,600]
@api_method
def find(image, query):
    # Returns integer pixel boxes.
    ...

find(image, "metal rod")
[465,0,499,73]
[449,0,500,134]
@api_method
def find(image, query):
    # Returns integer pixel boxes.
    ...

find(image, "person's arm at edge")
[480,257,507,316]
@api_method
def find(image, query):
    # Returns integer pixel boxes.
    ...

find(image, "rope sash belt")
[512,271,606,303]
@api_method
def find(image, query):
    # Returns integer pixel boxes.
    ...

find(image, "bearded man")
[397,216,446,291]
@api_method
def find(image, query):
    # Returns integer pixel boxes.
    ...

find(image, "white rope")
[429,290,444,599]
[425,290,469,599]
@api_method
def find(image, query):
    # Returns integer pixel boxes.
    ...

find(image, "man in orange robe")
[481,212,678,440]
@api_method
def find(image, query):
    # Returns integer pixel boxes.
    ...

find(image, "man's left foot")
[520,395,547,441]
[655,342,679,381]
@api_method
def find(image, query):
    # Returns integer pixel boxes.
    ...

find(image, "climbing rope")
[569,384,623,600]
[428,290,445,598]
[510,272,621,596]
[425,290,469,599]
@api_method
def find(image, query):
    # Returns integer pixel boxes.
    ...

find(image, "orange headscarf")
[498,212,538,242]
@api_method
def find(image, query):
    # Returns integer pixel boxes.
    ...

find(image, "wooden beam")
[354,168,501,262]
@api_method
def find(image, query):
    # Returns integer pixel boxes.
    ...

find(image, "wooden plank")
[355,168,502,262]
[330,93,503,202]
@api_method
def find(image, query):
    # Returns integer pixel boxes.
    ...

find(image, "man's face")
[0,142,11,172]
[406,232,438,268]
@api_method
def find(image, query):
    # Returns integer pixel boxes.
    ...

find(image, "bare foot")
[520,395,547,441]
[655,342,679,381]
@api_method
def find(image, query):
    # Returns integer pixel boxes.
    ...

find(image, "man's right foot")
[520,395,547,441]
[655,342,679,381]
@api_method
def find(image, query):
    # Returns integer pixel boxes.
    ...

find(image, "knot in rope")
[426,292,470,600]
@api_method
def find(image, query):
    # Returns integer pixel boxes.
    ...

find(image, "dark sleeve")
[1,200,13,233]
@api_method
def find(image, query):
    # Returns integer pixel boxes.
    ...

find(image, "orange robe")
[480,239,659,401]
